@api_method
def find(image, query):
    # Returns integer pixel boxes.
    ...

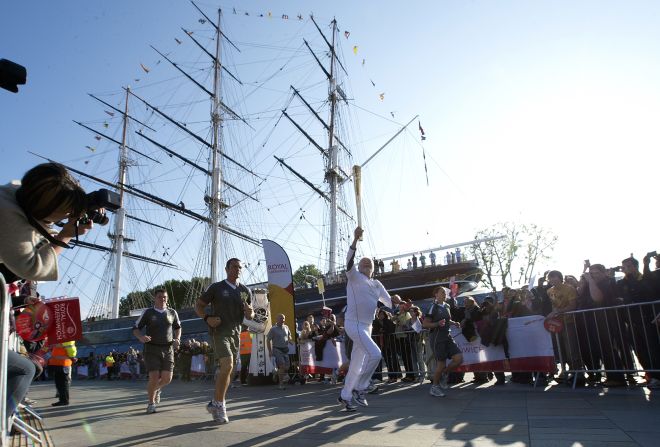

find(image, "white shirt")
[344,247,392,324]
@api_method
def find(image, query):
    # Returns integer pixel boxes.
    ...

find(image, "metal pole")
[210,8,223,283]
[110,87,130,319]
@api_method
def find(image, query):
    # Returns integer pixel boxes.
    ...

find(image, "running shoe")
[206,401,229,424]
[352,389,368,407]
[146,403,157,414]
[366,382,380,394]
[337,395,357,412]
[429,385,446,397]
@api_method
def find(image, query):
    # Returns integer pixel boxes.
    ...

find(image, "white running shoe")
[206,401,229,424]
[337,395,357,412]
[146,403,157,414]
[429,385,446,397]
[352,389,368,407]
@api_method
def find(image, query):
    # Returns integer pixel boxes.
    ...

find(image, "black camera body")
[79,189,121,226]
[0,59,27,93]
[648,251,658,258]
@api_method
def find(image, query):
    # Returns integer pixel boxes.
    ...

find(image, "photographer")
[642,251,660,297]
[1,162,95,418]
[0,163,93,282]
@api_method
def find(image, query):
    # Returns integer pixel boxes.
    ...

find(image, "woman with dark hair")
[1,162,91,281]
[1,163,94,419]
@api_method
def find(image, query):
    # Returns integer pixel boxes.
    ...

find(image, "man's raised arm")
[347,227,363,271]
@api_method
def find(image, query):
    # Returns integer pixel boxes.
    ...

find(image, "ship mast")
[209,8,223,282]
[110,87,130,319]
[326,19,339,276]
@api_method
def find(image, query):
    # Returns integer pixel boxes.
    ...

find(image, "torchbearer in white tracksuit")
[338,227,402,411]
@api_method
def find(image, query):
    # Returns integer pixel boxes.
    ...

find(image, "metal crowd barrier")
[1,273,9,446]
[553,299,660,388]
[371,330,431,381]
[1,274,45,446]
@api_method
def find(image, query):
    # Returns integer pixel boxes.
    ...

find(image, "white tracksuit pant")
[340,320,381,401]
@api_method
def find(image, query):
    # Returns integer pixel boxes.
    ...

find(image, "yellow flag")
[353,46,358,55]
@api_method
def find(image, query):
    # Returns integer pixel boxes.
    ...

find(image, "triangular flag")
[85,146,96,152]
[103,122,109,128]
[175,38,182,44]
[198,18,206,24]
[379,92,385,101]
[140,63,150,73]
[353,45,358,55]
[94,135,102,141]
[362,59,365,66]
[104,110,115,117]
[344,31,350,39]
[370,79,375,87]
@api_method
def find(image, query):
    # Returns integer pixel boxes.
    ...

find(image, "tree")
[117,276,210,316]
[293,264,323,288]
[469,222,557,291]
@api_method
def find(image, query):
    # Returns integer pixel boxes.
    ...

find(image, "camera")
[79,189,121,226]
[648,251,658,258]
[0,58,27,93]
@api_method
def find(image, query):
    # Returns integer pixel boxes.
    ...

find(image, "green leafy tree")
[293,264,323,288]
[470,222,557,291]
[117,276,211,316]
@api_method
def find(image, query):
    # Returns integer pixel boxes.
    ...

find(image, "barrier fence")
[554,299,660,388]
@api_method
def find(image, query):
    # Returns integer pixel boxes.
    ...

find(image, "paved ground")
[25,376,660,447]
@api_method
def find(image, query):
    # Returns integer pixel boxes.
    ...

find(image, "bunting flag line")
[418,121,426,141]
[422,147,429,186]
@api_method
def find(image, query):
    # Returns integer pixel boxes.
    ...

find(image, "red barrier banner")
[45,297,82,343]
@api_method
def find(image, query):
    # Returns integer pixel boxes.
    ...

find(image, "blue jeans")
[7,350,36,416]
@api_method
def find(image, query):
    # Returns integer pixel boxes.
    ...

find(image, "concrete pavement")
[26,376,660,446]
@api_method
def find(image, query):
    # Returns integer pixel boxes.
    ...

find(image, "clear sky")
[2,1,660,314]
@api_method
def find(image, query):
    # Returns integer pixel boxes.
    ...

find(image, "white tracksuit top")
[344,247,392,324]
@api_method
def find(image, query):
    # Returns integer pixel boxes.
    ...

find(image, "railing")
[1,273,9,446]
[553,299,660,388]
[1,274,45,445]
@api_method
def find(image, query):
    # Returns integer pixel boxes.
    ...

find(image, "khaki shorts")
[211,332,240,362]
[144,344,174,372]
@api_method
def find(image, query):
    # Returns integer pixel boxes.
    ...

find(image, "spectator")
[429,251,436,266]
[546,270,582,384]
[618,256,660,389]
[267,314,292,390]
[578,263,627,386]
[373,309,399,383]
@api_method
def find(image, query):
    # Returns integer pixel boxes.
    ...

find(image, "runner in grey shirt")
[133,288,181,413]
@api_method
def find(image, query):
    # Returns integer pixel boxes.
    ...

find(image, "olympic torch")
[352,165,363,240]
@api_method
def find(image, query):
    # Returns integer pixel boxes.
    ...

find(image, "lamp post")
[305,275,326,309]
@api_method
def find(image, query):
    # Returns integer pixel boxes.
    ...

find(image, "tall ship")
[40,4,485,353]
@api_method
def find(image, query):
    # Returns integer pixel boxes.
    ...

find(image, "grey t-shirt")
[424,302,452,341]
[267,324,291,349]
[134,307,181,345]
